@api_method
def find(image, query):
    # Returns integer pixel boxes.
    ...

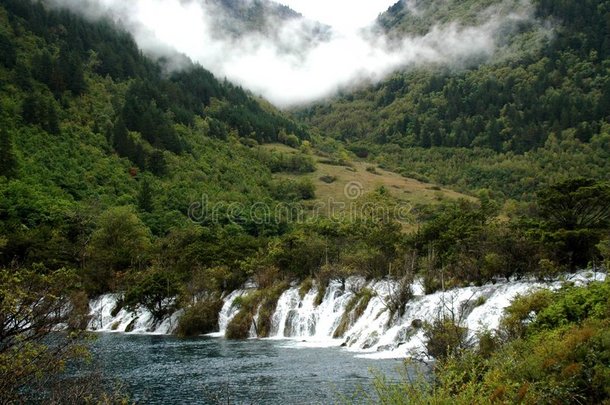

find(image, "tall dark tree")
[0,128,18,178]
[536,178,610,269]
[21,93,60,135]
[0,32,16,68]
[147,150,167,176]
[137,177,154,213]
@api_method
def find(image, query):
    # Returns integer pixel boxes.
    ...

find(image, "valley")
[1,0,609,403]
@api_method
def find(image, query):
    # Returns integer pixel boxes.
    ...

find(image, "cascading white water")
[209,289,248,337]
[87,294,180,334]
[87,270,606,358]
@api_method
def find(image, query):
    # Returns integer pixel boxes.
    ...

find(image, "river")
[86,333,405,404]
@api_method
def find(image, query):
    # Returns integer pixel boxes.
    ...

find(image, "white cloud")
[47,0,536,107]
[278,0,398,31]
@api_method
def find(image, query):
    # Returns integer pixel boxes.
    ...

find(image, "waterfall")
[209,289,248,337]
[86,270,606,358]
[87,294,180,334]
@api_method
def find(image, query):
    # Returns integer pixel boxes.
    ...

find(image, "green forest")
[297,0,610,200]
[0,0,609,403]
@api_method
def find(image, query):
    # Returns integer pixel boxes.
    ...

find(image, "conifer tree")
[0,128,18,179]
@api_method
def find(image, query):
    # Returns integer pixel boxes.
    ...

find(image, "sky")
[48,0,536,107]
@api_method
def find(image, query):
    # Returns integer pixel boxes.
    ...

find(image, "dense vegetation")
[370,279,610,404]
[0,0,609,402]
[296,0,610,200]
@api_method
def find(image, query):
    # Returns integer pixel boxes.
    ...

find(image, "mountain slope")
[0,0,418,297]
[0,0,315,277]
[294,0,610,199]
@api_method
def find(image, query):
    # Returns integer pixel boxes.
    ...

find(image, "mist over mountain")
[45,0,540,106]
[2,1,610,403]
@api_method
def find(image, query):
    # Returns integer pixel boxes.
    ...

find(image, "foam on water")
[87,270,606,358]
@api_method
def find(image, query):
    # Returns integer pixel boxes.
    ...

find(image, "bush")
[319,175,337,184]
[298,277,313,299]
[499,289,553,340]
[225,283,288,339]
[255,282,288,338]
[270,178,316,201]
[175,298,223,337]
[370,321,610,404]
[533,281,610,331]
[423,316,468,360]
[225,308,254,339]
[262,151,316,173]
[384,276,414,319]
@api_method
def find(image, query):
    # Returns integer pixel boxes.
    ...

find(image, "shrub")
[225,308,254,339]
[319,175,337,184]
[384,276,414,319]
[175,298,223,337]
[533,281,610,331]
[499,289,553,340]
[298,277,314,299]
[225,283,289,339]
[255,282,288,338]
[423,316,468,360]
[263,151,316,173]
[598,238,610,269]
[270,178,316,201]
[319,158,352,167]
[314,281,327,307]
[473,296,487,307]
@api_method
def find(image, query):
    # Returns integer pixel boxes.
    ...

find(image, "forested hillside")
[1,0,610,402]
[0,0,314,272]
[0,0,408,333]
[296,0,610,200]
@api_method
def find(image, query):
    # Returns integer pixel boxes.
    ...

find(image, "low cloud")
[47,0,538,107]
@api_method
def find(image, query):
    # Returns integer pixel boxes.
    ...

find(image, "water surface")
[89,333,405,404]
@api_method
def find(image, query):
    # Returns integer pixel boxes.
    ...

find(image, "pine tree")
[137,177,154,213]
[0,128,18,178]
[0,32,17,68]
[147,150,167,176]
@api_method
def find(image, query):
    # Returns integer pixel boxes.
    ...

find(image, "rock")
[125,318,137,333]
[411,319,423,329]
[361,331,379,350]
[284,309,298,336]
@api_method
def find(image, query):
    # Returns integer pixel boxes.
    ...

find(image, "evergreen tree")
[0,32,16,68]
[0,128,18,178]
[137,177,154,213]
[147,150,167,176]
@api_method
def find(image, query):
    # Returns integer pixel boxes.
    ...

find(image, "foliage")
[86,206,151,292]
[225,281,288,339]
[122,267,181,321]
[369,281,610,404]
[174,298,224,337]
[383,275,414,320]
[423,316,469,361]
[533,178,610,268]
[258,149,316,173]
[0,267,89,402]
[0,127,17,178]
[499,289,554,340]
[298,0,610,200]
